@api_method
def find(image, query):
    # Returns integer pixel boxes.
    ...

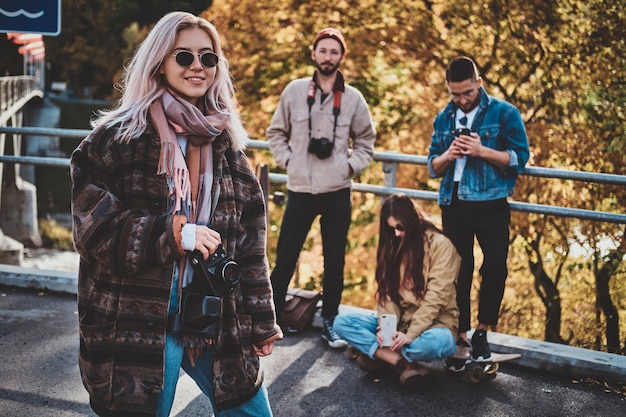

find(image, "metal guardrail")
[0,126,625,225]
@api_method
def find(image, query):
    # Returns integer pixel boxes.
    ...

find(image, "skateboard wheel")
[347,345,360,359]
[469,368,484,383]
[485,371,497,381]
[485,362,499,375]
[467,361,498,383]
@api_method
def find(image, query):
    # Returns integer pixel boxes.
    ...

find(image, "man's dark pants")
[441,188,511,334]
[271,188,351,322]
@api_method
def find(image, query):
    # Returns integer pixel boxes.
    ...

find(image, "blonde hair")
[91,11,248,151]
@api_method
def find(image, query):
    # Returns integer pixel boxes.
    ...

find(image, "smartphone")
[454,127,472,137]
[379,314,397,347]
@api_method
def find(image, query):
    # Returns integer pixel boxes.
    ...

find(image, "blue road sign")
[0,1,61,36]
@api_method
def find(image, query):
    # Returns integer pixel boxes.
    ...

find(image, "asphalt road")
[1,286,624,417]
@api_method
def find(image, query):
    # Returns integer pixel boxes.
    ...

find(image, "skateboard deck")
[448,346,521,383]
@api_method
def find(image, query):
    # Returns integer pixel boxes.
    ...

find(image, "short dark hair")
[446,56,479,82]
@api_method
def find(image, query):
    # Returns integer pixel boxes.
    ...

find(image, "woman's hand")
[194,226,222,259]
[378,330,411,351]
[253,342,274,357]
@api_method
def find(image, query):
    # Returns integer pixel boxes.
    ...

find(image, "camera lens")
[220,261,241,286]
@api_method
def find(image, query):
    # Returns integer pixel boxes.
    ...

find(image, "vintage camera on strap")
[190,244,241,297]
[169,244,241,337]
[308,137,334,159]
[169,289,222,336]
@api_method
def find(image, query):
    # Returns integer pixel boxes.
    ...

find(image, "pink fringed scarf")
[149,90,229,359]
[150,91,228,217]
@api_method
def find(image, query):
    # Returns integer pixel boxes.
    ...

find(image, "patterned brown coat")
[71,121,280,415]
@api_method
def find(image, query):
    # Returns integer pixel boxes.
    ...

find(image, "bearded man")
[267,27,376,348]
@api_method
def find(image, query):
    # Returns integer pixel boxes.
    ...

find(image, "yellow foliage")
[204,0,626,351]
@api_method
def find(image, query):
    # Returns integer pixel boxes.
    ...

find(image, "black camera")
[308,137,334,159]
[454,128,472,137]
[169,291,221,336]
[190,244,241,296]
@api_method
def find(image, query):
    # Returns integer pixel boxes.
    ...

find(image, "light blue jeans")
[156,332,273,417]
[157,267,273,417]
[333,313,456,362]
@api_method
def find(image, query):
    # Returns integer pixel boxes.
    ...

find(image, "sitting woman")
[334,193,461,386]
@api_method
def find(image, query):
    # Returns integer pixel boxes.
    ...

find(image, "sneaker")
[445,338,471,372]
[322,319,348,349]
[356,354,385,372]
[398,360,429,386]
[471,329,492,362]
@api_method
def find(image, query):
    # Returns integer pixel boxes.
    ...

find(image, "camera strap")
[307,79,342,144]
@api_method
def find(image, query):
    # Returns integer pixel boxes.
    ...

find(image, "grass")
[38,217,74,250]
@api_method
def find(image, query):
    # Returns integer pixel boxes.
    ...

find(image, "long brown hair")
[375,194,442,304]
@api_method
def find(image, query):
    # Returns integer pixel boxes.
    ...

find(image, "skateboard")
[448,346,521,383]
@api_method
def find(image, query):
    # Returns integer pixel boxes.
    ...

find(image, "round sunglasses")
[389,223,405,232]
[170,51,219,68]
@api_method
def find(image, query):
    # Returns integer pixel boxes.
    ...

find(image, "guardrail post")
[382,155,397,203]
[382,160,397,188]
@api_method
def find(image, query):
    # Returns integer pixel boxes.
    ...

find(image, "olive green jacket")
[378,230,460,340]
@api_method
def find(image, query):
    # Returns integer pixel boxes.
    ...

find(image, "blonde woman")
[71,12,281,416]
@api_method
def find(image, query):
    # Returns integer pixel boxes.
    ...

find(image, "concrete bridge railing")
[0,76,45,264]
[0,76,43,125]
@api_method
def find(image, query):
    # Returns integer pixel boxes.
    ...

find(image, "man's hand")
[453,132,482,157]
[454,132,512,167]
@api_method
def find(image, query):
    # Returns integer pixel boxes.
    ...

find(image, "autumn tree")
[205,0,625,351]
[36,0,625,351]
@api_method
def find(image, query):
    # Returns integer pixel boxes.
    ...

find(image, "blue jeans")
[156,333,273,417]
[333,313,456,362]
[157,268,273,417]
[271,189,352,320]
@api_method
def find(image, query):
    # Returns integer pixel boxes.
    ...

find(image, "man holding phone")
[428,56,529,369]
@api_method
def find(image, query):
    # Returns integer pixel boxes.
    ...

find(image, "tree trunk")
[526,238,567,344]
[595,237,625,354]
[530,260,565,343]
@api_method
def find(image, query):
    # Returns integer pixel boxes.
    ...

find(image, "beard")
[460,94,481,113]
[315,60,340,76]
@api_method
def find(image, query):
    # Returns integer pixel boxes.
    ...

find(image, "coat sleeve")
[230,151,283,343]
[500,104,530,175]
[404,234,460,340]
[347,91,376,175]
[427,114,447,178]
[266,86,294,170]
[70,128,180,277]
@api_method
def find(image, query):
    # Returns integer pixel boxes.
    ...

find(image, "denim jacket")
[427,87,529,206]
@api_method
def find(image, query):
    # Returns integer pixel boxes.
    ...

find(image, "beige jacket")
[378,230,461,341]
[267,72,376,194]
